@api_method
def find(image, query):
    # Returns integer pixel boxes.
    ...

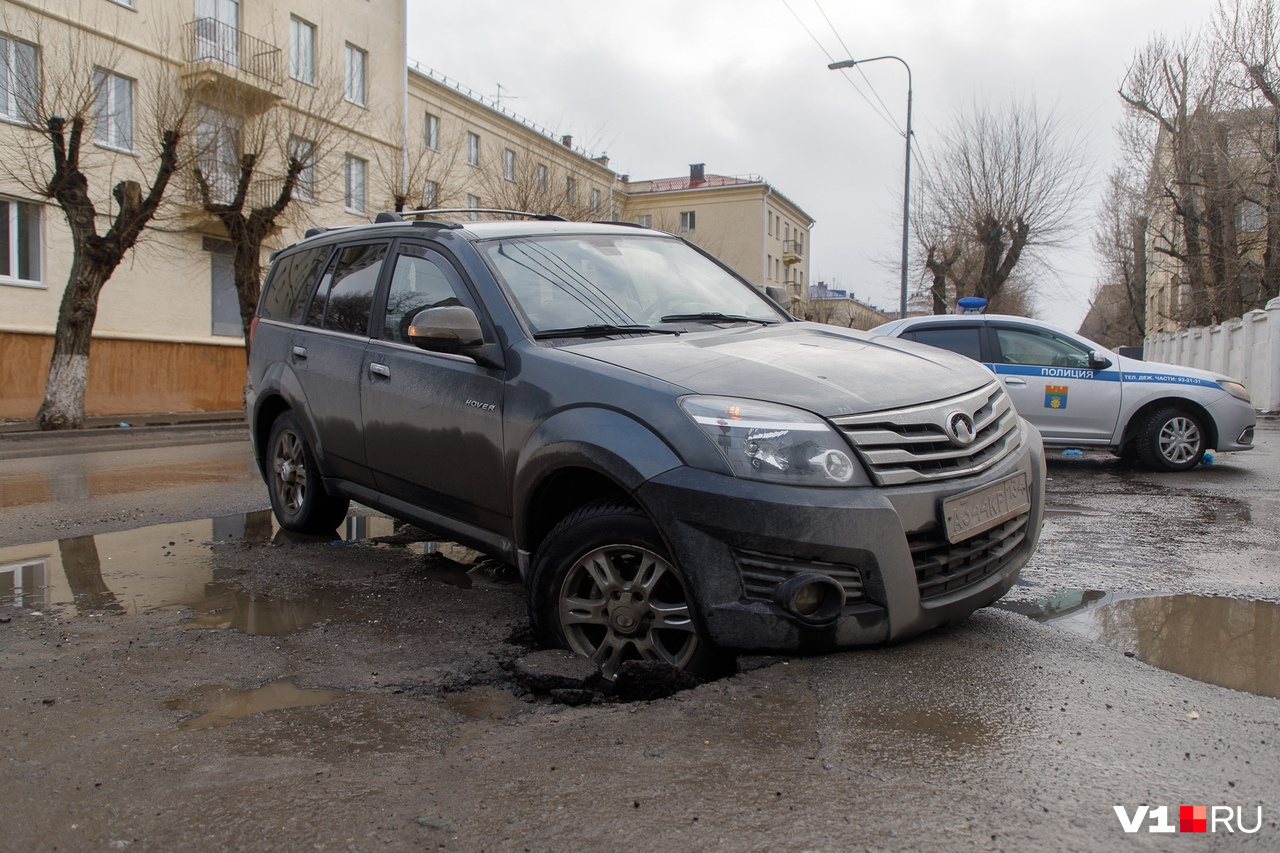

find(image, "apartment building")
[805,283,891,330]
[0,2,817,420]
[0,0,405,418]
[621,164,815,311]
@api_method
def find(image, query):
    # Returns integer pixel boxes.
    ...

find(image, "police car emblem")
[945,412,977,447]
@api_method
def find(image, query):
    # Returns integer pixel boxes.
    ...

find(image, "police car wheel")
[1137,407,1206,472]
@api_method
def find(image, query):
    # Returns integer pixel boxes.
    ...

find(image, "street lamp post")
[828,55,913,319]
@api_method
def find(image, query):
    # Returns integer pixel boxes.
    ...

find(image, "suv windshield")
[480,234,783,335]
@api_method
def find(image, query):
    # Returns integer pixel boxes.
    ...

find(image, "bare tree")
[479,150,603,220]
[370,110,465,213]
[1119,34,1235,326]
[1,11,190,430]
[187,54,355,358]
[1082,167,1148,347]
[1214,0,1280,303]
[915,97,1091,313]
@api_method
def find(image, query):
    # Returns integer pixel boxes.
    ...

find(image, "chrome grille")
[832,382,1020,486]
[910,513,1029,601]
[733,549,865,605]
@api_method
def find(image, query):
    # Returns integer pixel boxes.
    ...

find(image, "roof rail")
[303,226,330,238]
[394,208,568,222]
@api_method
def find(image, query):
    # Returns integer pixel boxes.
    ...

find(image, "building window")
[767,254,772,279]
[425,112,439,150]
[208,242,239,337]
[289,17,314,84]
[423,179,438,209]
[466,194,479,221]
[466,131,479,166]
[1237,200,1266,233]
[345,155,366,213]
[93,69,133,152]
[196,108,239,204]
[289,137,315,203]
[536,164,547,194]
[0,197,41,285]
[0,34,38,125]
[767,210,773,236]
[636,214,651,228]
[344,44,366,106]
[680,210,695,233]
[566,177,576,204]
[503,148,515,181]
[591,188,601,215]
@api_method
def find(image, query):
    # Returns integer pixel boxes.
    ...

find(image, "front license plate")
[941,472,1029,544]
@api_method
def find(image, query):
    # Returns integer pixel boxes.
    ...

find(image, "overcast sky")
[405,0,1217,330]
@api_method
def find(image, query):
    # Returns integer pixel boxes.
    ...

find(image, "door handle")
[369,362,391,378]
[291,345,307,358]
[1003,377,1026,387]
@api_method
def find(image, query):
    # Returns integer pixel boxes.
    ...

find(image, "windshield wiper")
[659,312,776,325]
[533,323,681,340]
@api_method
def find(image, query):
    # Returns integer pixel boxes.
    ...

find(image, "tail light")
[249,315,259,344]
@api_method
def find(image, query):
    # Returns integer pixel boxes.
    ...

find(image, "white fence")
[1144,297,1280,412]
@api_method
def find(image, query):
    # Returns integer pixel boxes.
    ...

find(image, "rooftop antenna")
[492,83,521,110]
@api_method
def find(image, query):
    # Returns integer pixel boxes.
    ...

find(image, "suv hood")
[562,322,995,416]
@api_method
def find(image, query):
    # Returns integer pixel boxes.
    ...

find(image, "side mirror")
[765,285,791,310]
[408,305,484,354]
[1087,350,1112,370]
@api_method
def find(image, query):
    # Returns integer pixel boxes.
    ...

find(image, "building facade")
[0,1,816,420]
[620,165,815,311]
[805,283,891,330]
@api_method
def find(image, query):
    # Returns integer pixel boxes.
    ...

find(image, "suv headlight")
[679,396,867,486]
[1217,380,1251,403]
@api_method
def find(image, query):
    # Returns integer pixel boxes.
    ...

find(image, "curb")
[0,421,250,460]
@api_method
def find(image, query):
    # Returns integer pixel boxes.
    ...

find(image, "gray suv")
[247,213,1046,679]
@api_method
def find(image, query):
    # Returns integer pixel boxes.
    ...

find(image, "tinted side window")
[303,243,387,336]
[260,246,331,322]
[908,326,983,362]
[994,326,1090,367]
[381,251,464,344]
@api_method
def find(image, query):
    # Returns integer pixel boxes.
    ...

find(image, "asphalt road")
[0,423,1277,850]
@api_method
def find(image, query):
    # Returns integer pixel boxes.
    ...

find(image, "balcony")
[783,239,803,264]
[180,19,283,112]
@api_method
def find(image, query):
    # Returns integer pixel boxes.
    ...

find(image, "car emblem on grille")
[945,412,977,447]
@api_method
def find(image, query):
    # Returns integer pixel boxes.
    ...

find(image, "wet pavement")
[0,424,1277,849]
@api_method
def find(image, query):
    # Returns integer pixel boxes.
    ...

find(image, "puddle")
[0,457,254,508]
[0,510,494,633]
[1004,590,1280,699]
[165,678,357,730]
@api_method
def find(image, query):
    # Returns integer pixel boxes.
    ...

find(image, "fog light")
[793,582,827,616]
[773,574,846,625]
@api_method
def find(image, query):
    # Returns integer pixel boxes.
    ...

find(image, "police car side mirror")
[1088,350,1112,370]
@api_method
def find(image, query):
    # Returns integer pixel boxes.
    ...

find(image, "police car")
[872,313,1256,471]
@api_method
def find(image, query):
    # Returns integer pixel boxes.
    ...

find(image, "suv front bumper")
[633,426,1045,652]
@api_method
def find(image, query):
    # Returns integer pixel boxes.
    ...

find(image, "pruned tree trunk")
[34,117,180,430]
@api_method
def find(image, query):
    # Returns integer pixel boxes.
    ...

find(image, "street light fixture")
[828,55,913,319]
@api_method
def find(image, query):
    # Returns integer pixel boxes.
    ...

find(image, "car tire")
[266,411,350,533]
[1136,406,1206,472]
[528,501,716,681]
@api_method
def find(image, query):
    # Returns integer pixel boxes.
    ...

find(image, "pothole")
[1001,590,1280,699]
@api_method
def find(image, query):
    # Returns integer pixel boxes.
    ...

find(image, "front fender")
[513,406,684,543]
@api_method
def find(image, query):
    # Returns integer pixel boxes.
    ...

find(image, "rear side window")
[304,242,388,336]
[260,247,331,322]
[381,250,465,344]
[907,326,984,362]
